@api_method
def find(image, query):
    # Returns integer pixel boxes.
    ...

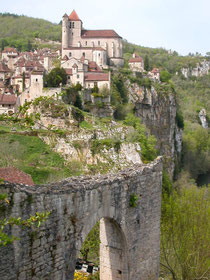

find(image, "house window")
[98,53,100,57]
[36,78,38,82]
[98,41,100,46]
[69,52,72,57]
[70,22,72,28]
[77,74,80,79]
[94,82,98,87]
[85,41,87,46]
[82,52,85,57]
[68,76,70,79]
[72,22,75,28]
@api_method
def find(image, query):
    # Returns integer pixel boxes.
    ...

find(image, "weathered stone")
[0,157,162,280]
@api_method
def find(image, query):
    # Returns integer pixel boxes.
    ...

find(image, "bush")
[160,70,172,83]
[124,113,157,162]
[44,67,67,87]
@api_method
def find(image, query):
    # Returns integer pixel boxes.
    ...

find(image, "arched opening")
[74,218,129,280]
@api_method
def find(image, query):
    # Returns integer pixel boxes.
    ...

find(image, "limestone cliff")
[127,81,182,177]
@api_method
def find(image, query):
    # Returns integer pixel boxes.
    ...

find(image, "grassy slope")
[0,13,61,50]
[0,124,70,184]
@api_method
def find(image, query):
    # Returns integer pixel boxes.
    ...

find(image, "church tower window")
[72,22,75,28]
[70,22,72,28]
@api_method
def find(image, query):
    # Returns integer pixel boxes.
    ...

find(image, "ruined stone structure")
[0,158,162,280]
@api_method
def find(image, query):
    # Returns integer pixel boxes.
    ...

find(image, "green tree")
[144,55,150,71]
[160,70,172,83]
[160,185,210,280]
[44,67,67,87]
[80,221,100,265]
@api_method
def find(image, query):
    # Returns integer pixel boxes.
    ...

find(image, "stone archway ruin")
[100,218,129,280]
[0,157,162,280]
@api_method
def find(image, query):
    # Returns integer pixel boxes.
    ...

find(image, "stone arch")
[0,158,162,280]
[76,216,129,280]
[100,217,129,280]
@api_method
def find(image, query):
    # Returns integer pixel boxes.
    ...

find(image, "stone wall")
[0,157,162,280]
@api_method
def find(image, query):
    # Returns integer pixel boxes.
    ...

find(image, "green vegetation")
[160,70,172,83]
[123,40,206,74]
[129,194,138,207]
[90,138,121,155]
[80,222,100,265]
[182,122,210,179]
[0,13,61,51]
[62,85,83,110]
[0,194,50,246]
[0,124,71,184]
[124,114,157,162]
[44,67,67,87]
[160,183,210,280]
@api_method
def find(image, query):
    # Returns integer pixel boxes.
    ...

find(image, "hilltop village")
[0,9,210,116]
[0,9,166,115]
[0,8,209,280]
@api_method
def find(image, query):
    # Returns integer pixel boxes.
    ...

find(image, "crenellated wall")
[0,157,162,280]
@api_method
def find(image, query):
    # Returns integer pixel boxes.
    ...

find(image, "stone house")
[2,47,19,62]
[11,74,30,93]
[0,61,11,82]
[148,68,160,82]
[129,53,144,72]
[0,93,17,114]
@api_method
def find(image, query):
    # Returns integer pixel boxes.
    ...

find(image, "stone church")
[61,10,124,68]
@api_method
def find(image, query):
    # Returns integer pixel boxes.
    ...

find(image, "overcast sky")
[1,0,209,55]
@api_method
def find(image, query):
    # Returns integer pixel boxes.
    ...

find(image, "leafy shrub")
[44,67,67,87]
[160,70,172,83]
[90,138,121,155]
[124,114,157,162]
[129,194,138,207]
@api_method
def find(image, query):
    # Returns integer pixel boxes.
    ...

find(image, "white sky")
[1,0,209,55]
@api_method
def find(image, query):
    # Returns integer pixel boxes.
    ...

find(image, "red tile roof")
[62,55,69,60]
[69,10,81,21]
[2,47,18,54]
[129,57,143,63]
[88,61,102,72]
[81,30,121,38]
[151,68,160,73]
[0,62,10,73]
[0,94,17,105]
[0,167,34,186]
[65,69,72,75]
[85,72,109,81]
[72,63,78,68]
[129,53,143,63]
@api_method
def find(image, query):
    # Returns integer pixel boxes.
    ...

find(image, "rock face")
[181,60,210,78]
[132,84,180,177]
[199,109,208,128]
[0,158,162,280]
